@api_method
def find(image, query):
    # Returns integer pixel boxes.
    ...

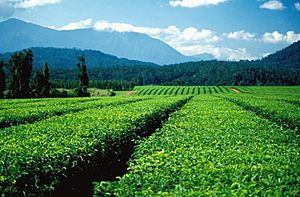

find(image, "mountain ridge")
[261,40,300,69]
[0,47,157,69]
[0,18,192,65]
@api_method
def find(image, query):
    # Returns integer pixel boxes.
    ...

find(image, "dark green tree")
[31,63,51,98]
[21,50,33,98]
[0,60,6,98]
[76,55,90,97]
[7,50,33,98]
[7,52,22,98]
[43,62,51,97]
[32,71,44,98]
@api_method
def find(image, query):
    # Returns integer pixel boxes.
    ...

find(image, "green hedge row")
[221,94,300,131]
[134,86,235,96]
[95,95,300,196]
[0,96,188,195]
[0,97,143,128]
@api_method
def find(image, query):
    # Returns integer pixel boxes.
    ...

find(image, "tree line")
[0,50,90,98]
[1,48,299,96]
[47,60,300,90]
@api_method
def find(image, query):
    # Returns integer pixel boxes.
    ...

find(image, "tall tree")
[43,62,50,97]
[0,60,6,98]
[21,50,33,98]
[7,52,22,98]
[31,62,51,98]
[7,50,33,98]
[77,55,89,90]
[32,71,44,98]
[76,55,90,96]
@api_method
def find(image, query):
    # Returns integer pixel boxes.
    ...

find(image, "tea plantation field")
[0,86,299,196]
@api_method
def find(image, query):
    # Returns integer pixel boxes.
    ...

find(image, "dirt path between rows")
[231,88,241,94]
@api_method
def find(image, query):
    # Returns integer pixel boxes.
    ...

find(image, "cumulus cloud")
[295,2,300,11]
[15,0,62,9]
[226,30,256,41]
[169,0,227,8]
[179,27,220,43]
[263,31,284,43]
[93,20,259,60]
[263,31,300,44]
[94,21,219,44]
[178,45,256,60]
[260,0,285,10]
[94,21,168,36]
[0,0,62,18]
[59,18,92,31]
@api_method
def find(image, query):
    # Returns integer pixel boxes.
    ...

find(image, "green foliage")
[0,60,5,98]
[262,40,300,69]
[48,60,300,88]
[134,86,237,95]
[75,87,90,97]
[0,47,156,69]
[76,55,90,97]
[221,94,300,131]
[0,96,188,195]
[43,62,50,97]
[7,50,33,98]
[95,95,300,196]
[0,96,142,129]
[32,71,45,98]
[1,87,299,195]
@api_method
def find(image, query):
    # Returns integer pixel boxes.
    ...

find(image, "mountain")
[0,47,157,69]
[0,18,192,65]
[261,40,300,69]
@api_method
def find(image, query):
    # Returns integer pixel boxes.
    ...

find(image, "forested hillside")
[0,47,156,69]
[262,40,300,69]
[2,41,300,91]
[56,40,298,89]
[50,60,299,90]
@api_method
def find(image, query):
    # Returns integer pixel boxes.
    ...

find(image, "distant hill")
[46,41,300,87]
[261,40,300,69]
[0,18,193,65]
[0,47,157,69]
[1,21,299,87]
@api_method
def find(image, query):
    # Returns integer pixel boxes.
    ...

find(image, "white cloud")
[55,19,300,60]
[15,0,62,9]
[226,30,256,41]
[263,31,300,44]
[59,18,92,31]
[93,20,260,60]
[295,2,300,11]
[178,45,256,60]
[260,0,285,10]
[94,21,220,44]
[285,31,300,43]
[263,31,284,43]
[179,27,220,43]
[0,0,62,18]
[169,0,227,8]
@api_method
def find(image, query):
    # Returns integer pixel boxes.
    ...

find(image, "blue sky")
[1,0,300,60]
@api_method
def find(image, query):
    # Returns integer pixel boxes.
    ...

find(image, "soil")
[231,88,241,94]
